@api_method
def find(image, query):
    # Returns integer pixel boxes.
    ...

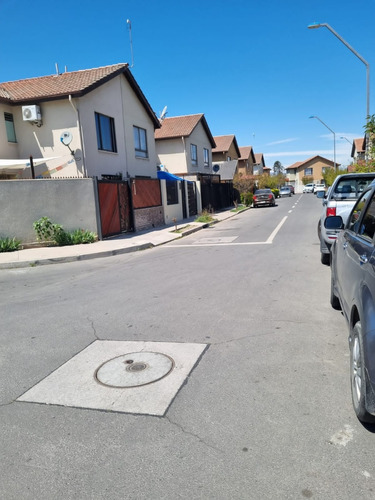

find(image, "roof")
[0,63,160,128]
[238,146,256,163]
[351,137,366,157]
[285,155,339,169]
[154,114,216,147]
[254,153,265,165]
[212,135,241,157]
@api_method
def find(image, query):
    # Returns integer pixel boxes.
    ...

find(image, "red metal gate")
[97,181,133,238]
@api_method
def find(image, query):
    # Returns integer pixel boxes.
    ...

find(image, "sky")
[1,0,375,170]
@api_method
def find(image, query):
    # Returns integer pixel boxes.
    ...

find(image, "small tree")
[273,161,284,175]
[301,176,314,185]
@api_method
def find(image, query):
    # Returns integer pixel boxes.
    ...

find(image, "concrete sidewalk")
[0,207,244,269]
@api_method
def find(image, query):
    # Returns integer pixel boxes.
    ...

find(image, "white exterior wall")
[78,74,158,179]
[185,122,212,173]
[160,179,183,224]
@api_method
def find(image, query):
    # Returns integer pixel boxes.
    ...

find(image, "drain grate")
[94,351,174,388]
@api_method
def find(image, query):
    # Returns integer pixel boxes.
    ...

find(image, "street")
[1,194,375,499]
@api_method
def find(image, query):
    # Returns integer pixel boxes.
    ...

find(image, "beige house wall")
[156,121,212,175]
[1,73,158,180]
[213,142,239,163]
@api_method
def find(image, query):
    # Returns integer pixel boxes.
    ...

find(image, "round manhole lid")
[94,351,174,388]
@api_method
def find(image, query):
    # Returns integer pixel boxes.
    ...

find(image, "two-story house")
[285,155,337,192]
[237,146,256,176]
[0,63,160,180]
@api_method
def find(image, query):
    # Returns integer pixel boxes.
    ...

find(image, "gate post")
[92,176,103,240]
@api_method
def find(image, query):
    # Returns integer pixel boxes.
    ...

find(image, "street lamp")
[309,115,336,171]
[340,136,352,145]
[308,22,370,123]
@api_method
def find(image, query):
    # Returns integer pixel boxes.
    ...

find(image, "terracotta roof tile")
[154,114,203,139]
[254,153,264,164]
[354,138,365,153]
[155,114,216,147]
[0,64,128,102]
[285,155,339,169]
[212,135,235,153]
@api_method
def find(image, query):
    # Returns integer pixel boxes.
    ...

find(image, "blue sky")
[2,0,374,170]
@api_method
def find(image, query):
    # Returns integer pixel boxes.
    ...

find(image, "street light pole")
[309,115,337,171]
[308,23,370,121]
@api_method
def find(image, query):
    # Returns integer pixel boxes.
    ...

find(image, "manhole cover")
[94,351,174,388]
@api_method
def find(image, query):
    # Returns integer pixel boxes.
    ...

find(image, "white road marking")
[166,216,288,247]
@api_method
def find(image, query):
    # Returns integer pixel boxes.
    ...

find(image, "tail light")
[253,195,258,201]
[268,194,273,200]
[326,207,336,217]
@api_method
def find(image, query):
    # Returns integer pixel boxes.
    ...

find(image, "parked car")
[303,183,314,193]
[279,187,292,197]
[253,189,275,208]
[286,185,295,194]
[327,182,375,422]
[313,183,326,194]
[318,173,375,265]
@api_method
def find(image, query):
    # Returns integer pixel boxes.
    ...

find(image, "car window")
[333,177,375,200]
[347,190,372,232]
[359,195,375,241]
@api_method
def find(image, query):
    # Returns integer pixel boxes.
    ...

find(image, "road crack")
[165,416,224,453]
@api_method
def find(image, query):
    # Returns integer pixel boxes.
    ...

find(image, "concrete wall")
[133,206,164,232]
[0,179,98,243]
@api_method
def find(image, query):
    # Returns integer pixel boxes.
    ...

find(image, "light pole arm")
[313,23,370,118]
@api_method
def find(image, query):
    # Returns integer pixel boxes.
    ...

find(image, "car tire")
[321,252,330,265]
[350,322,375,423]
[330,274,341,310]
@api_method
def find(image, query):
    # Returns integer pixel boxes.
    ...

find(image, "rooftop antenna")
[159,105,168,122]
[126,19,134,68]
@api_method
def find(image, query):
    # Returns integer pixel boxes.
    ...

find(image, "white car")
[303,183,314,193]
[313,184,326,194]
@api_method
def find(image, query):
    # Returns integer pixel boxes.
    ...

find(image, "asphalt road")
[2,193,375,499]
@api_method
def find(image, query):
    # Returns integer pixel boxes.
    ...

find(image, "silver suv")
[318,173,375,264]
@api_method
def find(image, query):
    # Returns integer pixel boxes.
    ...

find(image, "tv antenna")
[159,105,168,122]
[126,19,134,68]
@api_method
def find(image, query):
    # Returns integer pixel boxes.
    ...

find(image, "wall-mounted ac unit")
[22,105,41,122]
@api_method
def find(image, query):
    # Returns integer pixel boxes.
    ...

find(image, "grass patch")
[170,224,191,234]
[195,211,215,223]
[231,204,247,212]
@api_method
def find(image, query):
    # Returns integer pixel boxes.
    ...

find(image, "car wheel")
[330,274,341,310]
[350,322,375,423]
[321,252,330,265]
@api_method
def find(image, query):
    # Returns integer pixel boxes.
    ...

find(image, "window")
[191,144,197,165]
[95,112,117,152]
[166,180,178,205]
[359,195,375,240]
[133,126,148,158]
[204,148,209,167]
[304,168,313,176]
[348,191,371,232]
[227,156,231,162]
[4,113,16,143]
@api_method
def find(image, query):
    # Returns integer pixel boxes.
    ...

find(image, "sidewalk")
[0,207,244,270]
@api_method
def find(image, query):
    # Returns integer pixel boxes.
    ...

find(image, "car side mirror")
[324,216,344,230]
[316,191,325,199]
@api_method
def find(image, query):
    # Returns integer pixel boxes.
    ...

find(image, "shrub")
[33,217,62,242]
[240,192,254,206]
[195,210,215,223]
[272,189,280,198]
[33,217,97,246]
[0,237,21,253]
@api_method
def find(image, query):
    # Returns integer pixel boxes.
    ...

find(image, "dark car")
[253,189,275,208]
[327,182,375,422]
[286,185,295,194]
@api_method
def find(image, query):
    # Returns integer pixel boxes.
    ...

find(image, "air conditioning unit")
[22,105,41,122]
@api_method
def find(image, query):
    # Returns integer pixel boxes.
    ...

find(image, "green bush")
[33,217,97,246]
[195,210,215,223]
[272,189,280,198]
[0,237,21,253]
[240,192,254,206]
[33,217,62,242]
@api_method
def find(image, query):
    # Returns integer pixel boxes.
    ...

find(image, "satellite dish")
[213,164,220,173]
[60,131,73,146]
[159,106,168,121]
